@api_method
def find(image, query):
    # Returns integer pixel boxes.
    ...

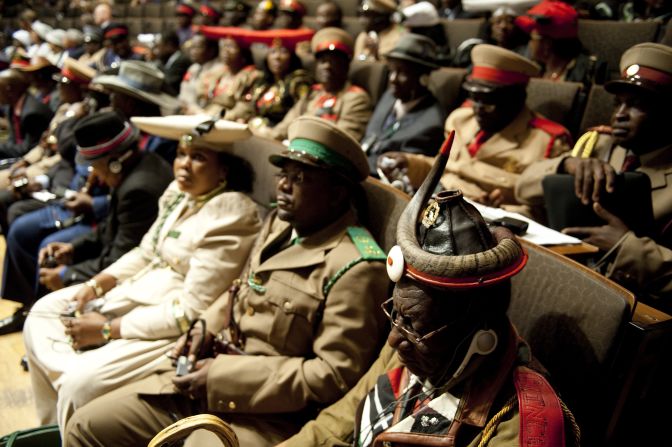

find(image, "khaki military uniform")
[179,59,226,111]
[255,82,372,141]
[25,183,262,429]
[405,105,570,215]
[354,25,406,62]
[203,65,261,117]
[65,209,389,446]
[516,134,672,306]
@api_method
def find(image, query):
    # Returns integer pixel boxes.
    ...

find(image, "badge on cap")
[421,200,440,228]
[626,64,640,77]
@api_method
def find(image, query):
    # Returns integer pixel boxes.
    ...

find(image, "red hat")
[53,57,96,85]
[279,0,306,17]
[200,4,223,19]
[197,26,314,51]
[515,0,578,39]
[176,2,197,16]
[102,22,129,40]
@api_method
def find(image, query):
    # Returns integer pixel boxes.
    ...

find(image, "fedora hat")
[385,33,439,69]
[386,132,527,288]
[92,60,181,112]
[74,111,140,164]
[131,115,251,151]
[270,116,369,182]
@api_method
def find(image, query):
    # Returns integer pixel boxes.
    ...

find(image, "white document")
[466,199,582,246]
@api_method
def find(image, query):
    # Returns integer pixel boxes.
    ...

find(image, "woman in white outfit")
[23,115,263,431]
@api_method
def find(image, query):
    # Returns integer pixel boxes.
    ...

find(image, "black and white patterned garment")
[356,366,462,447]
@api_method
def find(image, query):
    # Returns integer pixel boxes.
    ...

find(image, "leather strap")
[514,366,565,447]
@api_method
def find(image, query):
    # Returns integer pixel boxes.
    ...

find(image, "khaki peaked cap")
[361,0,397,14]
[606,42,672,95]
[465,44,540,91]
[311,27,354,58]
[271,116,369,182]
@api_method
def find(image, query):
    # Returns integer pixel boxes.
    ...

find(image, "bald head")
[94,3,112,26]
[0,69,30,105]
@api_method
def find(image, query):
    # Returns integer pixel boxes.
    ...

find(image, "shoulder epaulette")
[571,126,613,158]
[529,116,570,138]
[346,85,366,94]
[322,226,386,296]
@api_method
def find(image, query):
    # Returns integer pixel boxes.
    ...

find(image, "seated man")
[516,42,672,312]
[380,44,571,217]
[0,112,173,335]
[179,34,224,115]
[354,0,406,62]
[65,116,389,446]
[362,33,446,176]
[253,27,372,141]
[0,68,53,160]
[281,136,578,446]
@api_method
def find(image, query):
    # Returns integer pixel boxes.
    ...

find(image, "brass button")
[246,306,255,316]
[228,401,236,410]
[283,301,292,311]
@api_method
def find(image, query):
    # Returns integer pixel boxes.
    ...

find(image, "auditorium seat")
[578,19,660,81]
[526,78,584,136]
[342,17,364,40]
[348,60,389,104]
[441,18,486,54]
[510,239,633,446]
[144,3,162,18]
[428,67,467,114]
[579,84,614,133]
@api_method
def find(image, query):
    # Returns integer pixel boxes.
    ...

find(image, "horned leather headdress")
[386,131,527,288]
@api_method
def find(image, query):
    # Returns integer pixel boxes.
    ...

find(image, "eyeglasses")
[380,298,449,346]
[274,170,305,186]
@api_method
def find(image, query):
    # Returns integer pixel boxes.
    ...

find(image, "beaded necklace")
[149,180,229,255]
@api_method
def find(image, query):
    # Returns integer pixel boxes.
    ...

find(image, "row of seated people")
[0,11,668,447]
[8,109,580,446]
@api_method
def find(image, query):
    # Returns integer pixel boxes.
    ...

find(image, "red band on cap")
[404,250,528,289]
[624,65,672,86]
[177,4,195,15]
[315,41,352,57]
[471,66,530,85]
[104,28,128,39]
[78,123,134,158]
[200,5,221,17]
[62,67,89,85]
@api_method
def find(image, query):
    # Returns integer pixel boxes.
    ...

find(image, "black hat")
[386,131,527,288]
[385,33,439,69]
[74,111,139,164]
[102,22,129,42]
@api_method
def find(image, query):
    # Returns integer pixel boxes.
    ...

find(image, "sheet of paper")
[466,200,582,246]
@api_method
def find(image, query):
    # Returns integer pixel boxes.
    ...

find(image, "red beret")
[516,0,578,39]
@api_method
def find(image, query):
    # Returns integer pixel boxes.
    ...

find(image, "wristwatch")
[101,320,112,342]
[86,278,104,298]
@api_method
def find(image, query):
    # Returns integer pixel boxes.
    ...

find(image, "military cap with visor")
[605,42,672,97]
[360,0,398,14]
[386,132,527,288]
[52,57,96,85]
[463,44,540,94]
[176,1,197,16]
[311,27,354,59]
[270,116,369,182]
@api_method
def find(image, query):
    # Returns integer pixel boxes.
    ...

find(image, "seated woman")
[202,36,261,117]
[23,115,263,431]
[224,38,312,130]
[516,0,607,86]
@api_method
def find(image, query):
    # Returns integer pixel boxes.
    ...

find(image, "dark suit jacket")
[63,151,173,285]
[0,93,54,159]
[362,90,446,175]
[161,51,192,97]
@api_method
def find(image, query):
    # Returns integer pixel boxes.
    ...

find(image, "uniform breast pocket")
[266,274,324,355]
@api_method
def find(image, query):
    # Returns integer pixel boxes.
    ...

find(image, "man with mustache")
[253,27,372,141]
[65,116,389,446]
[280,134,578,446]
[516,42,672,311]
